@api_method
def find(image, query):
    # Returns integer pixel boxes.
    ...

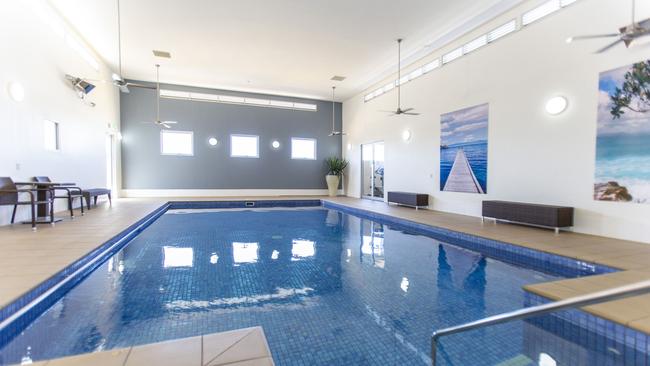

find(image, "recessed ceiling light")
[152,50,171,58]
[272,140,280,149]
[330,76,346,81]
[208,137,218,146]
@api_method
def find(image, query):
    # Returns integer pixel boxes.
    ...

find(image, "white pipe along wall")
[342,0,650,243]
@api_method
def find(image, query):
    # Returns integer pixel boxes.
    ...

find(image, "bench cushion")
[482,200,573,228]
[387,191,429,207]
[82,188,111,196]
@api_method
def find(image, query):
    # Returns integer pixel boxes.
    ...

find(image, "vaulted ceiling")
[50,0,525,100]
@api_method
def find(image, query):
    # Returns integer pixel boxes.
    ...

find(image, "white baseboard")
[120,189,344,198]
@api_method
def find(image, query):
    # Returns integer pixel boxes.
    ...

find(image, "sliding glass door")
[361,141,384,200]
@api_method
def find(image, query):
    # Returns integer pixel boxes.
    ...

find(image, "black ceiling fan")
[566,0,650,53]
[382,39,419,116]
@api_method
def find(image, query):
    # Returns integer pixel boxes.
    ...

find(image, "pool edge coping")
[0,198,647,352]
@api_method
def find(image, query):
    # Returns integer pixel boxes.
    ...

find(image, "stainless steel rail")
[431,279,650,366]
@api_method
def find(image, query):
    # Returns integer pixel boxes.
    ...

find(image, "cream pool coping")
[16,326,274,366]
[1,195,649,351]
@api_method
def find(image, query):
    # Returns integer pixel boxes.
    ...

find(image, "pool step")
[13,326,274,366]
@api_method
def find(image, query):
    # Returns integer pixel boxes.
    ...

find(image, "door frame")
[360,140,384,201]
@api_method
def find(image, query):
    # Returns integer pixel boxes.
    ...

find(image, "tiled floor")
[16,326,274,366]
[1,195,649,363]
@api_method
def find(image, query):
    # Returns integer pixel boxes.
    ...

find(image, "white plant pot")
[325,175,340,197]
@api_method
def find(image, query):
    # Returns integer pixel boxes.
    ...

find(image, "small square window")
[291,138,317,160]
[44,120,60,151]
[160,130,194,156]
[231,134,259,158]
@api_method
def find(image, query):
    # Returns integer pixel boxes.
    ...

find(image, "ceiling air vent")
[152,50,171,58]
[330,75,346,81]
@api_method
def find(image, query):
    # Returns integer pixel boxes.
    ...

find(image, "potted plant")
[324,157,349,197]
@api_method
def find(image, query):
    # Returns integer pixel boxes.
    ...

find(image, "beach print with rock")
[595,61,650,203]
[440,103,489,194]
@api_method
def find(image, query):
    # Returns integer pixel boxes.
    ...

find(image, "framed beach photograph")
[595,61,650,204]
[440,103,489,194]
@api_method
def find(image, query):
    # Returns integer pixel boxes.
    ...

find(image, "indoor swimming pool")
[0,205,637,365]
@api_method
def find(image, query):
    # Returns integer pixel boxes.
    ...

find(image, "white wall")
[343,0,650,243]
[0,1,119,224]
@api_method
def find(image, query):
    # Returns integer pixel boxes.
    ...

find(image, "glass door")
[361,141,385,200]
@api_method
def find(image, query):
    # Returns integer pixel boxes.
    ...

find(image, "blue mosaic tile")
[0,201,643,366]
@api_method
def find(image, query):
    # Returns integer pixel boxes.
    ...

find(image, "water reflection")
[359,221,385,268]
[291,239,315,260]
[162,246,194,268]
[1,209,569,366]
[232,242,259,265]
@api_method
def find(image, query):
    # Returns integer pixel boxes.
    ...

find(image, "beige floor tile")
[124,336,201,366]
[202,328,256,366]
[217,357,274,366]
[46,348,130,366]
[206,328,271,366]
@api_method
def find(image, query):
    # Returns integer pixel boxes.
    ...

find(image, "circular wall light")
[7,82,25,102]
[402,129,412,142]
[208,137,218,146]
[271,140,280,149]
[545,96,568,115]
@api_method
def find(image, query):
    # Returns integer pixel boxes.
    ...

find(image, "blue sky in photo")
[441,103,489,146]
[597,62,650,136]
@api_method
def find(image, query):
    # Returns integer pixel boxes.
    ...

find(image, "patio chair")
[33,176,84,218]
[0,177,54,229]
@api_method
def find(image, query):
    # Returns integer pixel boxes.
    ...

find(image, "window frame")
[230,134,260,158]
[291,137,317,160]
[160,130,194,156]
[43,120,60,151]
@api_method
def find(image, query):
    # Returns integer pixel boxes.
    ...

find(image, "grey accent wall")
[120,82,342,189]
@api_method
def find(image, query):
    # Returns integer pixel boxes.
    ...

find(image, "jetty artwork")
[440,104,489,194]
[595,60,650,204]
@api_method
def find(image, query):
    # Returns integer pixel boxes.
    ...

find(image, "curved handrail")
[431,279,650,365]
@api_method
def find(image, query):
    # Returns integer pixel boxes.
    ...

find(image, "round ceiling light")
[545,96,568,115]
[7,82,25,102]
[272,140,280,149]
[402,129,412,141]
[208,137,218,146]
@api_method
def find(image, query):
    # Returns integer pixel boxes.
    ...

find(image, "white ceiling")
[49,0,525,101]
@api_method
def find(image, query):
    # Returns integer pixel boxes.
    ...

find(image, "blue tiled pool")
[0,206,642,365]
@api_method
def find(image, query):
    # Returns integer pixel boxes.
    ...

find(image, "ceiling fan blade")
[401,108,414,113]
[403,112,420,116]
[161,123,172,129]
[595,39,625,53]
[162,121,177,124]
[567,34,620,42]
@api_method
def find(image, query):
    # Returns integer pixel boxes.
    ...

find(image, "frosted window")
[231,135,259,158]
[291,138,317,160]
[161,130,193,156]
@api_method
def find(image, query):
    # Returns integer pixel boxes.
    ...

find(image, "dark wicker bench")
[82,188,112,210]
[482,200,573,234]
[387,191,429,210]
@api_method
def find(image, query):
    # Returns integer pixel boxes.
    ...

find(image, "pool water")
[0,208,566,365]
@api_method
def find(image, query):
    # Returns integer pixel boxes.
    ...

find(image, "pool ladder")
[430,279,650,365]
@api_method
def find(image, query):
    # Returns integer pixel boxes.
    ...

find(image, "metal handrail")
[431,279,650,365]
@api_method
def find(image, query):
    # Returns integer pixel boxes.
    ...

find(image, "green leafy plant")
[610,61,650,119]
[325,157,349,177]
